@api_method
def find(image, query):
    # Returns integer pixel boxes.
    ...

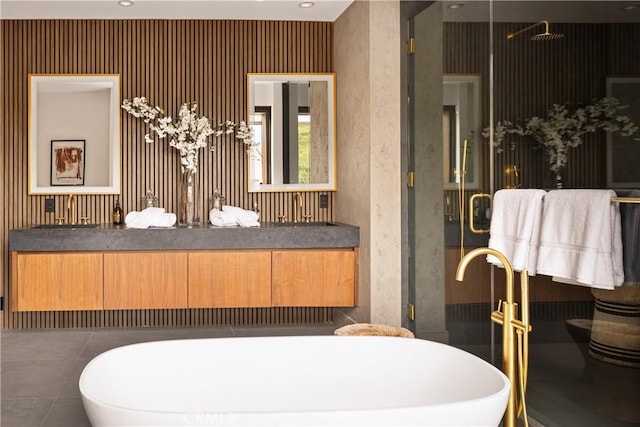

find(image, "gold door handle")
[469,193,492,234]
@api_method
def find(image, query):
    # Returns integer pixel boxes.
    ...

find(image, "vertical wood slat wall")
[1,20,335,329]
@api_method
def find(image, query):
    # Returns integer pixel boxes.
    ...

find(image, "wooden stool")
[334,323,415,338]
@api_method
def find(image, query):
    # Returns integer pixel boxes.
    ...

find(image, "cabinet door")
[12,252,103,311]
[188,251,271,308]
[272,249,357,307]
[103,252,188,309]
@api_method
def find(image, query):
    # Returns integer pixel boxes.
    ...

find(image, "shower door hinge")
[407,303,416,321]
[406,38,415,55]
[407,171,415,188]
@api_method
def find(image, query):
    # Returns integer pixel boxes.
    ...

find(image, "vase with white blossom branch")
[122,97,255,225]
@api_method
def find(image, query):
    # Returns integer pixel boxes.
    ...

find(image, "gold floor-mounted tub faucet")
[455,247,532,427]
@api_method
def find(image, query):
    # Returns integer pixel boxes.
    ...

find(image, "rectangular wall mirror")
[443,74,481,190]
[29,74,121,195]
[247,73,336,192]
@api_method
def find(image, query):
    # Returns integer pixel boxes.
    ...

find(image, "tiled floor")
[1,323,639,426]
[1,324,336,426]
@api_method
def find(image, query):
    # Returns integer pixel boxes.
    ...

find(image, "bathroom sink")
[32,223,100,229]
[272,221,338,227]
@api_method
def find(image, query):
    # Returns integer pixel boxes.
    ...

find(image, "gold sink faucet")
[67,194,76,225]
[292,192,303,223]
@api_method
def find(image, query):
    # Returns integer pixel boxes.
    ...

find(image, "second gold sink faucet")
[67,194,76,225]
[293,192,303,223]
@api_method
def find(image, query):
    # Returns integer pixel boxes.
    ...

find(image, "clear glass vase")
[178,167,200,226]
[555,172,563,189]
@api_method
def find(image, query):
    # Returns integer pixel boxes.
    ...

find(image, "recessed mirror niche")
[29,74,121,195]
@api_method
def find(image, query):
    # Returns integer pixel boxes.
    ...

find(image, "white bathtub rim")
[79,336,510,422]
[81,382,509,418]
[79,336,510,415]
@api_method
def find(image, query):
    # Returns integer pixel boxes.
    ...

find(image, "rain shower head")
[531,31,564,41]
[506,20,564,41]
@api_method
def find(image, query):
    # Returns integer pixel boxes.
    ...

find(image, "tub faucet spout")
[455,247,531,427]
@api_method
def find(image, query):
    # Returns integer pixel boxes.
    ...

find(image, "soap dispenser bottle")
[113,199,123,225]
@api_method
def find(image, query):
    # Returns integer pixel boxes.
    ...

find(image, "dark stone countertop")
[9,222,360,252]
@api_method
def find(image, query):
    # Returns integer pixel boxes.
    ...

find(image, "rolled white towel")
[125,208,176,229]
[209,209,238,227]
[222,205,260,227]
[154,213,176,228]
[124,211,146,229]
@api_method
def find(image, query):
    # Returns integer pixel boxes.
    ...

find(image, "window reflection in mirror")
[247,73,336,192]
[443,74,481,190]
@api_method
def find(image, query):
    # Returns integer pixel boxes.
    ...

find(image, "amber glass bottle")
[113,199,123,225]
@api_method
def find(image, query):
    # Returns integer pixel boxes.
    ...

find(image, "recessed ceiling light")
[299,2,315,8]
[448,3,465,9]
[118,0,134,6]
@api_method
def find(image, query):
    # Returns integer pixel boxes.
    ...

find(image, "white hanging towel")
[536,189,624,290]
[487,189,547,275]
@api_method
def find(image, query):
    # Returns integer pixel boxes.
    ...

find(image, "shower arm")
[455,248,532,427]
[506,20,549,40]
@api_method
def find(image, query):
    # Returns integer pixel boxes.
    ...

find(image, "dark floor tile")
[58,358,92,399]
[41,398,91,426]
[79,325,233,359]
[528,343,587,380]
[2,359,77,399]
[0,398,53,427]
[1,330,91,362]
[527,383,639,427]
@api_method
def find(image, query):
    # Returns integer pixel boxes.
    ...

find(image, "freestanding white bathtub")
[79,336,509,426]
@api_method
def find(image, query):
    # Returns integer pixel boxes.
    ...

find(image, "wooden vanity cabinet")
[11,248,358,312]
[272,249,358,307]
[103,252,188,309]
[11,252,103,311]
[188,251,272,308]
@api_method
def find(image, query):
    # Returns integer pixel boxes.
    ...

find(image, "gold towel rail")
[612,197,640,204]
[467,194,640,236]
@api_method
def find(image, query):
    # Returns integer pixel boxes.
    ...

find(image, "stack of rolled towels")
[125,207,177,229]
[210,205,260,227]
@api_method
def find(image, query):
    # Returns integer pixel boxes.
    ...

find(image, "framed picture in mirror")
[51,139,85,186]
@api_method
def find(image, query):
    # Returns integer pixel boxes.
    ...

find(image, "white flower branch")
[122,97,255,172]
[484,97,639,173]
